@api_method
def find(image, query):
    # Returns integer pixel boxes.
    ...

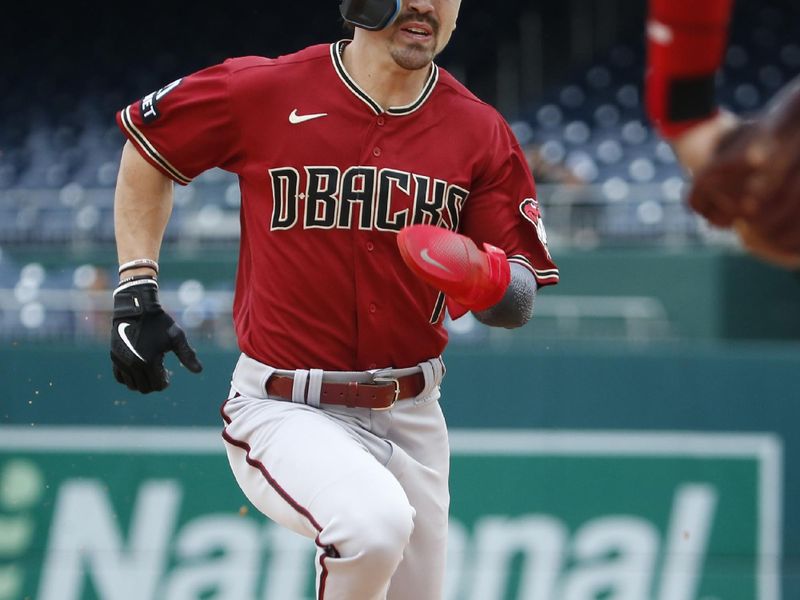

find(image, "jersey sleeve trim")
[508,254,560,286]
[119,105,193,185]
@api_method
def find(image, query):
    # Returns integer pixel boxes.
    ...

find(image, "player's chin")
[390,44,436,71]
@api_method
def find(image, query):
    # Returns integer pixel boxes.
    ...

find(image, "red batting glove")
[397,225,511,320]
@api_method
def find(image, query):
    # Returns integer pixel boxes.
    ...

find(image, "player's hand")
[685,77,800,268]
[110,276,203,394]
[397,225,511,320]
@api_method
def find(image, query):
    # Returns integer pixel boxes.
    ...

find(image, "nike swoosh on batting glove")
[110,276,203,394]
[397,225,511,320]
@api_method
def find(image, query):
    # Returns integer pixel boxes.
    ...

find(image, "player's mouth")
[396,17,436,44]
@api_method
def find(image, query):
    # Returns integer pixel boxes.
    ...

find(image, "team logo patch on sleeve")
[519,198,551,256]
[520,197,541,225]
[140,78,183,124]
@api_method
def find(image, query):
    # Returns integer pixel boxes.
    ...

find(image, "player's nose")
[406,0,434,15]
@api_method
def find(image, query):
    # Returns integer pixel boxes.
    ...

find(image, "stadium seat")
[0,0,795,254]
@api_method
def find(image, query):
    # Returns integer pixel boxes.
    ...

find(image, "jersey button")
[377,116,385,126]
[369,303,377,313]
[373,147,382,157]
[366,241,375,251]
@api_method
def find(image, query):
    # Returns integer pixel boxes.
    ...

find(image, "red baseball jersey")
[117,41,559,371]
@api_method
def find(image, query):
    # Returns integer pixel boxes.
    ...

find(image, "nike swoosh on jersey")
[289,109,328,124]
[118,322,146,362]
[420,248,452,273]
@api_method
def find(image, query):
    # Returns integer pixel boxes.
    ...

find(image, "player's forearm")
[114,141,174,278]
[473,263,537,329]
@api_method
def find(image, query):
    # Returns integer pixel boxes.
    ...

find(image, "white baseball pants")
[221,353,450,600]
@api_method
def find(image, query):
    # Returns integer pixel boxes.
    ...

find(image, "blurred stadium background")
[1,1,799,599]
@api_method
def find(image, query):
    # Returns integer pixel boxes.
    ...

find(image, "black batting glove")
[110,276,203,394]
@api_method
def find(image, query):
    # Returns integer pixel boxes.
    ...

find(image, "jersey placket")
[354,112,392,370]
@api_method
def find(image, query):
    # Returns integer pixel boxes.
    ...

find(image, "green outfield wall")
[551,249,800,341]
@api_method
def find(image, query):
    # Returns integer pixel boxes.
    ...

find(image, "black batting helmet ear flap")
[339,0,401,30]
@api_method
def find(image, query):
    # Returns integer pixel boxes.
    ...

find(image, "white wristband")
[113,277,159,297]
[119,258,159,275]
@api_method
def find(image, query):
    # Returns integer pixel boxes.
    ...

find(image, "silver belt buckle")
[371,374,400,410]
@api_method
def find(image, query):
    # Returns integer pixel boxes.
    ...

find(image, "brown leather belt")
[265,372,426,410]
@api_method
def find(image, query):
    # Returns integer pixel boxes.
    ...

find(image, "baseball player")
[108,0,558,598]
[646,0,800,268]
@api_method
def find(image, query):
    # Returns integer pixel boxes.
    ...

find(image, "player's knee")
[338,498,416,572]
[361,504,415,572]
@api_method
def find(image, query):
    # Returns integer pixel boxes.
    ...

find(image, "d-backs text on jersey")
[269,166,468,233]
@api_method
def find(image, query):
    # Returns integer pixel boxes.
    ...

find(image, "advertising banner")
[0,427,781,600]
